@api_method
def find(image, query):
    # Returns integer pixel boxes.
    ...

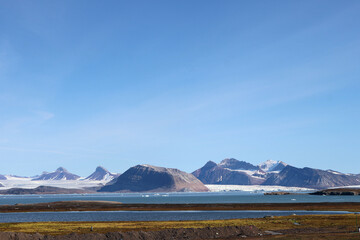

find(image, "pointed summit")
[202,161,217,170]
[85,166,118,181]
[96,166,107,171]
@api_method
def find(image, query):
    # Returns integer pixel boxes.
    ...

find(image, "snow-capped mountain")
[85,166,118,181]
[0,166,119,190]
[32,167,80,181]
[192,159,266,185]
[193,158,360,189]
[219,158,266,178]
[258,160,288,172]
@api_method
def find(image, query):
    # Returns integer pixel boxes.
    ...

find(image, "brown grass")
[0,214,359,236]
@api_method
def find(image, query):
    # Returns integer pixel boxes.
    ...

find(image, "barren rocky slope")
[263,166,360,188]
[99,164,208,192]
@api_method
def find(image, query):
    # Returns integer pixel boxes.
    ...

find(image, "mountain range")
[33,167,81,181]
[263,165,360,189]
[192,158,287,185]
[24,166,118,182]
[192,158,360,189]
[1,159,359,192]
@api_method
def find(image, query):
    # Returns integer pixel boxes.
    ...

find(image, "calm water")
[0,210,353,223]
[0,192,359,205]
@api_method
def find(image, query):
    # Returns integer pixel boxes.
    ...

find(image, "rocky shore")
[310,188,360,195]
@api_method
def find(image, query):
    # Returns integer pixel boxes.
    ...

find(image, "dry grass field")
[0,214,359,237]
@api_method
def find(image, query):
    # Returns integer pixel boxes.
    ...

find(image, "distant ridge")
[219,158,260,171]
[263,165,360,189]
[1,160,359,191]
[32,167,80,181]
[193,158,360,189]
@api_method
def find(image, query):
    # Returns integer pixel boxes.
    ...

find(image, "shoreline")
[1,201,360,238]
[1,214,360,239]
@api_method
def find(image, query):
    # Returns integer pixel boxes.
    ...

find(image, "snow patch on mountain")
[224,169,266,179]
[85,166,118,181]
[258,160,287,172]
[327,170,351,176]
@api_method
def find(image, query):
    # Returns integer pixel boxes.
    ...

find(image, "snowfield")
[0,176,108,190]
[332,185,360,189]
[205,184,314,192]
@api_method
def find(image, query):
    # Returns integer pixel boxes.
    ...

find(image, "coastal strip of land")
[1,214,360,239]
[0,201,360,213]
[1,201,360,239]
[1,200,360,213]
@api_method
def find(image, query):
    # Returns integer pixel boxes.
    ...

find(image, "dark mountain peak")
[95,166,108,172]
[219,158,259,171]
[199,161,217,171]
[207,160,217,164]
[272,161,288,172]
[99,164,208,192]
[192,161,218,179]
[56,167,68,172]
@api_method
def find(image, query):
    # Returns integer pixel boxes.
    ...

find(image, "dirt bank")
[0,225,262,240]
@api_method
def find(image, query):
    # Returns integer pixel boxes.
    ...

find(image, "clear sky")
[0,0,359,176]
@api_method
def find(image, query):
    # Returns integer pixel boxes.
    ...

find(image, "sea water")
[0,192,359,205]
[0,210,353,223]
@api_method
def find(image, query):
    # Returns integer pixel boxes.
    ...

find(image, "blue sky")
[0,1,359,176]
